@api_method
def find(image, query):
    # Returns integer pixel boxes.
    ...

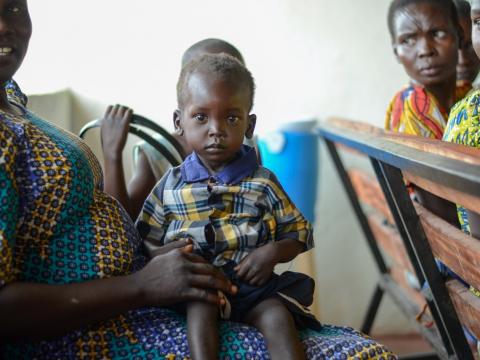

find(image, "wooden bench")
[318,118,480,360]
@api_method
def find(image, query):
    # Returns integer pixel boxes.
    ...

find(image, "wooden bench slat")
[348,169,395,225]
[447,279,480,340]
[368,213,414,272]
[415,203,480,291]
[404,171,480,213]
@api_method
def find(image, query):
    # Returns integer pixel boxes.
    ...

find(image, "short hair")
[177,53,255,111]
[387,0,462,41]
[454,0,471,19]
[181,38,245,67]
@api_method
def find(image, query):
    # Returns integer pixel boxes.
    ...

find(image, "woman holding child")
[0,0,395,359]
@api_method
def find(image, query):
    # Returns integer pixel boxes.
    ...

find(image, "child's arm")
[101,105,133,216]
[235,171,314,286]
[234,238,304,286]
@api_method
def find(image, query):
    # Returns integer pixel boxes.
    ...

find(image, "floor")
[374,333,433,356]
[374,333,479,359]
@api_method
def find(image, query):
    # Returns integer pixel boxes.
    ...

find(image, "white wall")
[19,0,414,333]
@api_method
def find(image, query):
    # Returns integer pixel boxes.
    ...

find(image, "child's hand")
[100,104,133,161]
[234,244,277,287]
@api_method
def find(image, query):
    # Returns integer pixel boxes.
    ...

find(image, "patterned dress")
[0,81,396,359]
[443,88,480,299]
[385,83,471,138]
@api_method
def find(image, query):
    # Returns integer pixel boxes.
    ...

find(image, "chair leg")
[361,283,384,334]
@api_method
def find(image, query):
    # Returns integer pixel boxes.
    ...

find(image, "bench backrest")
[318,117,480,360]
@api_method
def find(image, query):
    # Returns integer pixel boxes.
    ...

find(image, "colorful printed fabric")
[443,89,480,301]
[137,145,313,266]
[443,89,480,234]
[385,83,471,139]
[0,80,396,359]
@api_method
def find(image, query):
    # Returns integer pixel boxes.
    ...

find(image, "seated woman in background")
[101,39,246,220]
[455,0,480,87]
[385,0,466,226]
[0,2,395,359]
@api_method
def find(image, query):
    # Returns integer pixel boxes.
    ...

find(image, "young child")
[136,54,320,359]
[101,39,247,220]
[385,0,469,139]
[455,0,480,86]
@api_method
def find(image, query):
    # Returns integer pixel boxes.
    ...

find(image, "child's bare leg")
[187,301,219,360]
[245,298,305,360]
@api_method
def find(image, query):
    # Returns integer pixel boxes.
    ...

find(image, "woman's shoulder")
[444,89,480,147]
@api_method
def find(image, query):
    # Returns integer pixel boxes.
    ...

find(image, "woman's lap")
[2,307,395,359]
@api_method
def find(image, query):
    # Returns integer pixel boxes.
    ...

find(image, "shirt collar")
[181,145,259,185]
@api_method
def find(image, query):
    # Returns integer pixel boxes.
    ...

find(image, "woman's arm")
[0,245,235,342]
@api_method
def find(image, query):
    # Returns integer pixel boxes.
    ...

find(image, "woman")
[0,1,394,359]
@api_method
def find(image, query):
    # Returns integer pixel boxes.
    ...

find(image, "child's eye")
[194,114,207,122]
[227,116,240,124]
[473,18,480,28]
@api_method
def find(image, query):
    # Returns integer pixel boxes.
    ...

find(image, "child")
[455,0,480,86]
[385,0,469,139]
[101,39,246,219]
[136,54,320,360]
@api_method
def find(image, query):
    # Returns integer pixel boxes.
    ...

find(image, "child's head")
[181,38,245,67]
[388,0,460,88]
[455,0,480,82]
[175,53,256,172]
[471,0,480,59]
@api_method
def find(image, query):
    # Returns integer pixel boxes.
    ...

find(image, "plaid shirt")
[136,146,313,266]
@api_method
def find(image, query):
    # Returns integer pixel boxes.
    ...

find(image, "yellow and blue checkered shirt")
[136,146,313,266]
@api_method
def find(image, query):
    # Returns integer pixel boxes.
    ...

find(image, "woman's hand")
[100,104,132,161]
[234,243,277,287]
[134,245,237,306]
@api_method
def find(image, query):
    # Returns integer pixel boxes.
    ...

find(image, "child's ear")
[245,114,257,139]
[173,110,184,136]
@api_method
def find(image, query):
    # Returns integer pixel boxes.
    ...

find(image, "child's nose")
[209,119,226,136]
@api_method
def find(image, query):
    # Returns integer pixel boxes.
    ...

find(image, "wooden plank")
[390,266,425,310]
[349,169,395,225]
[447,279,480,340]
[320,118,480,197]
[384,132,480,165]
[327,117,480,166]
[404,171,480,213]
[415,203,480,291]
[368,213,414,272]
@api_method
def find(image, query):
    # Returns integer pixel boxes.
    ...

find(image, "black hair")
[387,0,462,41]
[453,0,471,19]
[177,53,255,111]
[181,38,245,67]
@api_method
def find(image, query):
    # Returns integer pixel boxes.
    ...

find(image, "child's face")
[176,70,255,173]
[458,14,480,82]
[471,0,480,60]
[392,2,458,87]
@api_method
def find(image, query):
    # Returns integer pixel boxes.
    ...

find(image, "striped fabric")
[136,149,313,266]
